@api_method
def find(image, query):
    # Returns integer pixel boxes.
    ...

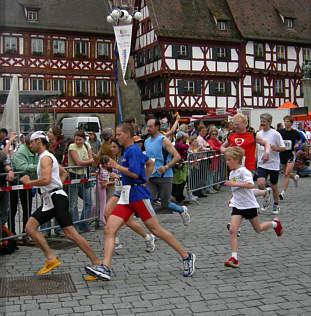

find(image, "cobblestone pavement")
[1,176,311,316]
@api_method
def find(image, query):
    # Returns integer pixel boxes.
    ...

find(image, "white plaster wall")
[206,96,215,107]
[192,60,203,71]
[246,41,254,54]
[228,97,236,107]
[229,62,238,72]
[192,47,204,59]
[231,49,238,61]
[165,46,172,57]
[288,61,296,72]
[142,101,149,110]
[246,56,254,68]
[218,62,227,72]
[177,59,190,70]
[151,99,158,109]
[244,76,252,86]
[159,97,165,108]
[19,38,23,54]
[207,61,216,72]
[255,61,264,69]
[166,59,176,70]
[288,46,296,60]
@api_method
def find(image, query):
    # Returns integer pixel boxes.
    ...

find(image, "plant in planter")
[76,91,87,98]
[5,48,17,55]
[98,54,110,60]
[53,52,65,58]
[32,51,44,57]
[75,53,87,59]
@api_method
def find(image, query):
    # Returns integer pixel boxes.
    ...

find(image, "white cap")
[30,131,49,142]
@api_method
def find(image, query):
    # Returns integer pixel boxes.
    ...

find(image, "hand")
[157,165,167,174]
[270,144,276,151]
[6,171,14,182]
[9,132,17,142]
[110,172,120,180]
[227,199,231,207]
[107,158,118,169]
[224,180,235,187]
[20,175,31,185]
[262,153,269,163]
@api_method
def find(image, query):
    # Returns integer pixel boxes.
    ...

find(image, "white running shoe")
[279,191,285,200]
[294,174,299,188]
[272,205,280,215]
[145,234,156,253]
[180,206,190,226]
[262,187,272,209]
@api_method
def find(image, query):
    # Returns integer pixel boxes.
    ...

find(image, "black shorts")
[280,152,294,165]
[231,207,258,220]
[31,193,73,228]
[257,167,279,184]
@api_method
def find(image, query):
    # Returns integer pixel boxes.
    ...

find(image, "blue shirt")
[120,143,151,202]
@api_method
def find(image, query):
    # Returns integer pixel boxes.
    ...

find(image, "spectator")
[9,133,38,241]
[218,121,228,142]
[88,131,101,155]
[188,122,198,137]
[197,126,211,151]
[294,143,311,177]
[277,123,284,132]
[97,128,114,161]
[47,125,66,164]
[68,131,94,232]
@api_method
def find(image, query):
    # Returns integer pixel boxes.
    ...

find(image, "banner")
[113,24,133,85]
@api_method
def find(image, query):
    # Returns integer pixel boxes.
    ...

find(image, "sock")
[232,252,238,260]
[272,221,277,228]
[281,190,285,195]
[145,234,151,241]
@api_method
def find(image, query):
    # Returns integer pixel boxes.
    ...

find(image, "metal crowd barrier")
[0,166,99,242]
[186,150,227,196]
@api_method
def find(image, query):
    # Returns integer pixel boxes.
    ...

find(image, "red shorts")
[111,199,156,223]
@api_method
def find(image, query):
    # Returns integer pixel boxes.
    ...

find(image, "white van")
[60,117,101,140]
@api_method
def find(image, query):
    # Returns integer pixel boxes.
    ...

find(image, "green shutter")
[212,47,218,60]
[187,45,192,59]
[195,80,202,95]
[226,48,231,61]
[225,81,231,95]
[209,81,215,95]
[172,44,178,58]
[177,80,185,94]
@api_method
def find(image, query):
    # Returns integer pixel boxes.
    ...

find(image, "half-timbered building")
[0,0,116,128]
[133,0,311,118]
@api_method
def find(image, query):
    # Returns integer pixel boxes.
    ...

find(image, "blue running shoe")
[183,252,196,277]
[85,264,111,281]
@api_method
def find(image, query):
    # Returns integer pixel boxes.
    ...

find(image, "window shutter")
[156,45,161,59]
[225,81,231,95]
[177,80,185,94]
[142,51,146,64]
[212,47,218,60]
[172,44,178,58]
[187,45,192,59]
[195,80,202,95]
[150,47,154,61]
[226,48,231,61]
[209,81,215,95]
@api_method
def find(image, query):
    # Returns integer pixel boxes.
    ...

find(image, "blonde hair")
[224,147,245,164]
[189,136,197,145]
[233,113,248,125]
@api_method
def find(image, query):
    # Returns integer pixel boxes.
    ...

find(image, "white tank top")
[37,150,63,194]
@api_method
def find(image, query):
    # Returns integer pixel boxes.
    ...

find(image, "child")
[224,147,283,268]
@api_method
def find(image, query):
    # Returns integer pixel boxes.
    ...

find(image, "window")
[276,45,286,61]
[303,48,311,62]
[218,20,227,31]
[27,10,38,21]
[142,23,146,34]
[31,78,44,91]
[254,43,264,59]
[185,81,194,94]
[209,81,231,95]
[217,47,226,59]
[97,42,109,59]
[212,47,231,61]
[53,40,65,57]
[52,79,65,95]
[75,80,87,97]
[75,41,88,58]
[4,37,18,54]
[285,18,294,29]
[31,38,43,56]
[4,77,11,90]
[97,80,110,97]
[215,82,225,95]
[177,80,201,95]
[147,20,152,32]
[275,79,284,96]
[172,44,192,59]
[252,78,262,96]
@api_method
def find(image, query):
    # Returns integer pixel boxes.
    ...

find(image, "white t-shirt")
[257,129,285,170]
[229,167,259,209]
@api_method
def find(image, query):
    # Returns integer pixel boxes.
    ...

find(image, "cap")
[30,131,49,142]
[101,128,113,140]
[176,131,186,139]
[188,122,195,127]
[133,135,143,143]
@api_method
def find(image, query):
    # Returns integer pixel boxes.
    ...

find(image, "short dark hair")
[283,115,293,123]
[124,116,136,124]
[74,131,86,139]
[147,117,161,128]
[117,123,134,137]
[0,128,8,136]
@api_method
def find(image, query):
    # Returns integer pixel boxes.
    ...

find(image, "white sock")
[232,252,238,260]
[272,221,277,228]
[281,190,285,195]
[145,234,151,241]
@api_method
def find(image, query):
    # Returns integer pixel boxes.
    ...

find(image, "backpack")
[0,225,18,255]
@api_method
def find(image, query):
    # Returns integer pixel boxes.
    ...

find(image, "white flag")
[113,24,133,85]
[1,75,20,135]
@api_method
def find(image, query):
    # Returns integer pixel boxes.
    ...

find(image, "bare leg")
[228,215,243,253]
[62,226,101,265]
[252,188,266,197]
[25,217,55,261]
[249,216,273,232]
[282,162,295,192]
[143,216,188,259]
[126,214,147,238]
[103,215,125,268]
[104,196,119,222]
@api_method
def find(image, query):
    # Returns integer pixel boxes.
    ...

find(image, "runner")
[20,131,102,275]
[256,113,285,214]
[224,147,283,269]
[278,115,301,200]
[85,123,195,280]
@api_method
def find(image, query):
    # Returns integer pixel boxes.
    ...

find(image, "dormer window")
[26,9,38,21]
[285,18,294,29]
[218,20,227,31]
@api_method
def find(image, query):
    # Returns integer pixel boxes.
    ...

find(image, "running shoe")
[224,257,240,268]
[271,204,280,215]
[262,187,272,209]
[226,223,241,237]
[37,257,61,275]
[279,191,285,200]
[145,234,155,253]
[183,252,196,277]
[84,264,111,281]
[294,174,299,188]
[180,206,191,226]
[273,219,283,237]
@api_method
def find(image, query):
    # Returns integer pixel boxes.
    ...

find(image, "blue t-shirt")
[120,143,152,202]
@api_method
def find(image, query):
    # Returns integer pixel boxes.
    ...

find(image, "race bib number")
[117,185,131,205]
[284,140,292,150]
[114,179,122,192]
[42,192,54,212]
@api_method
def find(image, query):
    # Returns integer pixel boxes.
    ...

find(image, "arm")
[294,132,302,149]
[59,165,68,183]
[157,137,181,174]
[220,139,230,152]
[145,158,154,181]
[69,149,93,166]
[107,158,138,179]
[4,163,14,182]
[165,115,180,137]
[20,156,52,186]
[2,132,16,155]
[256,135,270,162]
[224,180,254,189]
